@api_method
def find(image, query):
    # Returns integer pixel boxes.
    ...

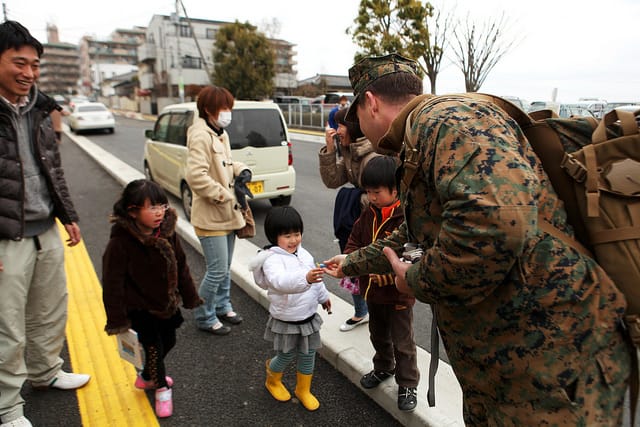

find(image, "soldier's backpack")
[402,94,640,411]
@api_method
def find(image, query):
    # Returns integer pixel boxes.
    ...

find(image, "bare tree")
[451,12,517,92]
[413,4,456,94]
[259,18,282,39]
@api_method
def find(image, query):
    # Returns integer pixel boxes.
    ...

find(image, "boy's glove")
[234,169,254,209]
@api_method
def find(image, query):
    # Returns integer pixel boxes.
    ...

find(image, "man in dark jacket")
[0,21,90,427]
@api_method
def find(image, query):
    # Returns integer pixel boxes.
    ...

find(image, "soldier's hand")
[321,254,346,278]
[382,247,414,297]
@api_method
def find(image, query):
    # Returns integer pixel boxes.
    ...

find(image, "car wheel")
[143,161,154,181]
[270,195,291,207]
[108,128,115,134]
[181,182,193,221]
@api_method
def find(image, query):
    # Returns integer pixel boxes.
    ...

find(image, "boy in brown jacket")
[344,156,419,412]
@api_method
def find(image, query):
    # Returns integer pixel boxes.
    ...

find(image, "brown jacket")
[345,201,414,307]
[102,208,202,334]
[318,136,378,189]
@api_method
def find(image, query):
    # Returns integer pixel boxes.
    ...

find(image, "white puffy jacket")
[248,245,330,322]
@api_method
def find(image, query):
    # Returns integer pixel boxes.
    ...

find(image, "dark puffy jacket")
[0,88,78,240]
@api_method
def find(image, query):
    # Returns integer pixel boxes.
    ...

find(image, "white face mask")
[216,111,232,128]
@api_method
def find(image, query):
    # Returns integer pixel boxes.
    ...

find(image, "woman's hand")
[324,127,337,153]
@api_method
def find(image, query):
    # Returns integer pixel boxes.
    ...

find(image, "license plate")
[246,181,264,194]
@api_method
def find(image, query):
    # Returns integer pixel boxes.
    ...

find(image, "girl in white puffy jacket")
[248,206,331,411]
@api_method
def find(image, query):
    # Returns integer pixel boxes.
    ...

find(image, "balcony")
[139,72,154,89]
[137,43,156,62]
[168,68,210,86]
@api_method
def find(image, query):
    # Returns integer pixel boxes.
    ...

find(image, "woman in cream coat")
[186,85,251,335]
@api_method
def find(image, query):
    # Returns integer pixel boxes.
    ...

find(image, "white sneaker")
[339,313,369,332]
[32,370,91,390]
[0,416,32,427]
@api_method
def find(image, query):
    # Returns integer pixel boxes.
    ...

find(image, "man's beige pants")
[0,225,67,422]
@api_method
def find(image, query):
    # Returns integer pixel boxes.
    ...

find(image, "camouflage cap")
[345,53,420,122]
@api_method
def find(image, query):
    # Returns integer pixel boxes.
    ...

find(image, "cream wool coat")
[186,117,248,232]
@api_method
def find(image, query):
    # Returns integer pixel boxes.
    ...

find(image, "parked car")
[68,95,90,109]
[311,92,354,112]
[143,101,296,220]
[67,102,115,134]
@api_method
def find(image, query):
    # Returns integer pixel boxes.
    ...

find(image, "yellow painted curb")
[59,222,159,426]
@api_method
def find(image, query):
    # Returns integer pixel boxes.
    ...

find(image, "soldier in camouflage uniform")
[324,53,631,425]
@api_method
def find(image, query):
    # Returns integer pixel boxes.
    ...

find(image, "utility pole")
[174,0,184,103]
[3,3,7,21]
[178,0,212,83]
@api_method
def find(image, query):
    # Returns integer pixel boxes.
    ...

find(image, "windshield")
[226,109,286,149]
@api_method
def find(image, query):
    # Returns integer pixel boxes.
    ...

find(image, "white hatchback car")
[143,101,296,219]
[68,102,115,134]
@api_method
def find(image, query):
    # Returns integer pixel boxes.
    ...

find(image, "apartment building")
[137,14,297,103]
[78,27,146,96]
[38,24,80,96]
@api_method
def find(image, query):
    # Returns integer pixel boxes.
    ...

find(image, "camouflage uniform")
[342,92,631,425]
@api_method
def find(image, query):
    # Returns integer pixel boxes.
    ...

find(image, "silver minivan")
[143,101,296,219]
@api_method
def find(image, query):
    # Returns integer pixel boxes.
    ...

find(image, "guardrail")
[277,103,335,131]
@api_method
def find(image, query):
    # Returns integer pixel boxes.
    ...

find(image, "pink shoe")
[134,375,174,390]
[155,387,173,418]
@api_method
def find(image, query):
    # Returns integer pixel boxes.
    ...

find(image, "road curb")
[64,126,464,426]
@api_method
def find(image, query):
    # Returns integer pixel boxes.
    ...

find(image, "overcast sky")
[10,0,640,103]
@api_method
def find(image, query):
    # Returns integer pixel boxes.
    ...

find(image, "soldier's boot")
[294,372,319,411]
[265,360,291,402]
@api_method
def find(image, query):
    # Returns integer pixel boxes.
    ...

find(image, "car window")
[166,112,192,146]
[153,113,172,142]
[227,109,286,149]
[77,105,107,113]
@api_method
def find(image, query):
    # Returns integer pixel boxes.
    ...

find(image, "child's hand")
[306,267,324,284]
[322,299,332,314]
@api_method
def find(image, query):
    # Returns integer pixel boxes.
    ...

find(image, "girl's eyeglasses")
[130,204,170,213]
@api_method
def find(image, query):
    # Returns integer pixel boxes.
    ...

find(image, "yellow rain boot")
[294,372,319,411]
[265,360,291,402]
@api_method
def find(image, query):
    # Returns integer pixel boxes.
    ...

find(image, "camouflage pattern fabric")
[342,95,630,425]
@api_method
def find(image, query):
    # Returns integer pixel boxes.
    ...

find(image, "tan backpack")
[403,94,640,411]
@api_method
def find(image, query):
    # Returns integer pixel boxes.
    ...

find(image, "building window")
[182,55,201,69]
[179,24,191,38]
[206,28,216,39]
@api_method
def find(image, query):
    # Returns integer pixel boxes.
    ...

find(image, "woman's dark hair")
[111,179,168,221]
[0,21,43,57]
[196,85,234,119]
[361,155,398,192]
[334,108,364,141]
[264,206,304,246]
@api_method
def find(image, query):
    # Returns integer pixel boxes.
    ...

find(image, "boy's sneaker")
[339,313,369,332]
[134,375,174,390]
[155,387,173,418]
[360,370,394,389]
[397,386,417,411]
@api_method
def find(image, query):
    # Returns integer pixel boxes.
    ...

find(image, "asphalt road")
[19,129,404,426]
[81,116,445,358]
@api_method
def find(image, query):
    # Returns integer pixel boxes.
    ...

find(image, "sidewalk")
[87,115,465,425]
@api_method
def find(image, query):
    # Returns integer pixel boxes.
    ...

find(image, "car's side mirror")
[144,129,154,139]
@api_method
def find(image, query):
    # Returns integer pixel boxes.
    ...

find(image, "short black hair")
[0,21,43,57]
[264,206,304,246]
[361,155,398,192]
[354,72,422,110]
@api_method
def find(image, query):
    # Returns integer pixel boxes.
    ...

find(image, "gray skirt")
[264,313,323,354]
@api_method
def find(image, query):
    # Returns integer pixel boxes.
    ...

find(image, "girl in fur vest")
[102,179,202,418]
[248,206,332,411]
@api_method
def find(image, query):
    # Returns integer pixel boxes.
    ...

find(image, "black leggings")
[129,310,183,388]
